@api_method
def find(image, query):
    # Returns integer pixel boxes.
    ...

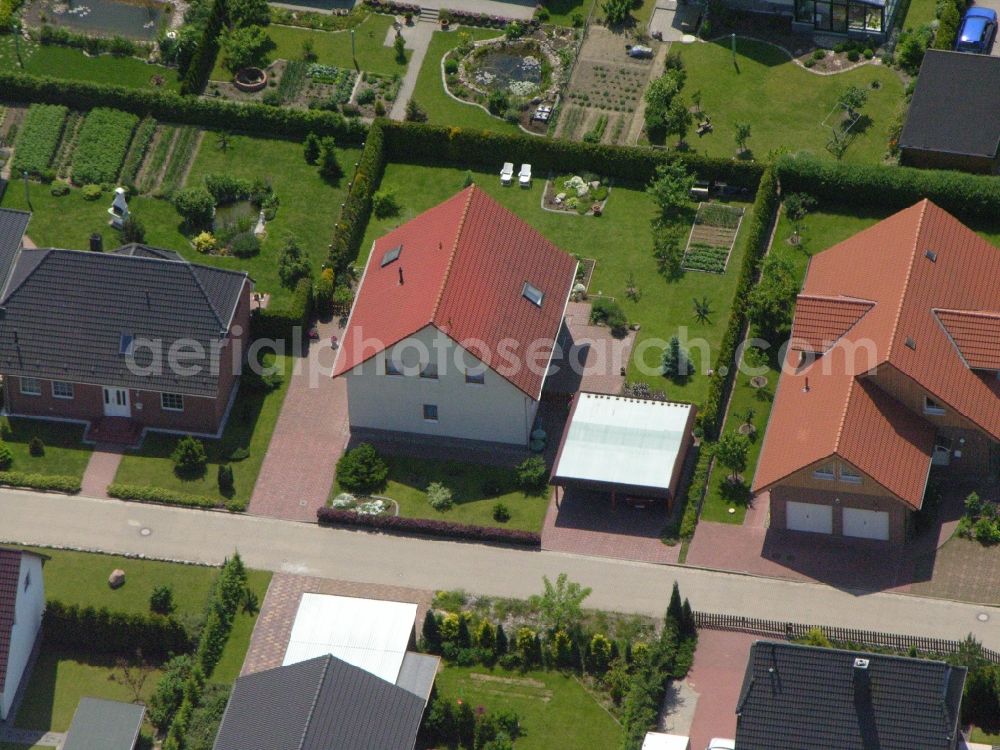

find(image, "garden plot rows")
[682,202,744,273]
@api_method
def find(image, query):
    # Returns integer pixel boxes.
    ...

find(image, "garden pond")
[27,0,167,40]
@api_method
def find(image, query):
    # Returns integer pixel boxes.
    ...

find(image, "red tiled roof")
[790,295,875,353]
[0,548,23,683]
[754,200,1000,509]
[333,186,577,398]
[934,309,1000,371]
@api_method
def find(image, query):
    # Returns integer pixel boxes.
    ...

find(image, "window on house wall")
[465,369,485,385]
[51,381,74,399]
[161,393,184,411]
[385,358,403,376]
[839,464,862,484]
[420,363,439,380]
[20,377,41,396]
[813,462,835,480]
[924,396,945,415]
[423,404,438,421]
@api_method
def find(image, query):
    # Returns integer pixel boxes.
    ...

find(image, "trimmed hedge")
[327,118,386,273]
[775,155,1000,224]
[0,71,366,142]
[43,600,192,659]
[379,120,764,187]
[0,470,80,493]
[698,165,779,439]
[107,482,237,510]
[250,275,313,340]
[317,507,542,547]
[182,0,227,95]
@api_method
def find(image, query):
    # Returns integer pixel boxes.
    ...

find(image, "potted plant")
[404,9,413,23]
[440,9,452,27]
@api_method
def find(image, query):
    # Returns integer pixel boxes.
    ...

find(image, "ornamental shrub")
[492,502,511,522]
[230,232,261,258]
[588,633,613,675]
[28,436,44,457]
[372,188,401,218]
[171,435,208,476]
[173,187,215,229]
[217,464,235,494]
[81,184,103,201]
[421,610,442,653]
[0,443,12,470]
[120,216,146,244]
[50,183,70,196]
[150,584,176,615]
[515,455,548,493]
[278,235,311,287]
[193,231,218,254]
[444,57,459,75]
[427,481,454,510]
[336,443,389,495]
[303,132,321,164]
[590,297,628,336]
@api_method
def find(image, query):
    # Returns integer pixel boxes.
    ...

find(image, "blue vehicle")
[956,6,998,53]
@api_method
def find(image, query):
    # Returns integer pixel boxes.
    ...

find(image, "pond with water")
[29,0,166,40]
[213,200,257,233]
[471,44,543,92]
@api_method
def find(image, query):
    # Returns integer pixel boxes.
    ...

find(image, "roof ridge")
[430,185,475,327]
[934,307,1000,319]
[797,293,876,305]
[299,655,332,750]
[1,248,51,304]
[886,199,929,359]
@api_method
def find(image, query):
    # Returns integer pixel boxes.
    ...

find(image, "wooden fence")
[694,611,1000,664]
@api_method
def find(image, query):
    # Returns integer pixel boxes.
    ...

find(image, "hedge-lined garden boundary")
[0,72,366,142]
[43,600,192,660]
[107,483,234,510]
[0,470,80,493]
[775,155,1000,224]
[250,276,313,341]
[317,506,542,546]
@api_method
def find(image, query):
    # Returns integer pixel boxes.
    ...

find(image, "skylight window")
[925,249,937,262]
[522,282,544,307]
[381,245,402,267]
[119,333,134,355]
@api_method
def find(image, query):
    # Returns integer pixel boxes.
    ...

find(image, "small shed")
[62,698,145,750]
[550,392,696,510]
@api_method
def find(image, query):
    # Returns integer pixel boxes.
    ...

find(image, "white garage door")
[842,508,890,540]
[786,502,833,534]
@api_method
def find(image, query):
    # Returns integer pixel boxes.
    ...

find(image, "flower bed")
[234,67,268,93]
[307,64,357,105]
[543,173,610,215]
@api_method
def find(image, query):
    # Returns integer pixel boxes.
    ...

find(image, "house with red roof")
[753,200,1000,544]
[333,186,577,446]
[0,548,44,723]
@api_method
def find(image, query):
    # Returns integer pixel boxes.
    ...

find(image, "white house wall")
[346,326,538,445]
[1,554,44,721]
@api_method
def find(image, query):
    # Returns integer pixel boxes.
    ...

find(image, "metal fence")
[694,611,1000,664]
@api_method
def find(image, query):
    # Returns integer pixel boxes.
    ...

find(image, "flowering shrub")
[332,492,356,508]
[356,499,386,515]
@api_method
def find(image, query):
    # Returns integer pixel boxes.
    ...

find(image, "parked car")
[706,741,736,750]
[628,45,654,58]
[955,7,997,53]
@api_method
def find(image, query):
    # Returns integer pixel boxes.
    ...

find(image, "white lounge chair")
[518,163,531,187]
[500,162,514,186]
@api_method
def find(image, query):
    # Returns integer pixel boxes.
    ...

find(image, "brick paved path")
[240,572,433,676]
[248,318,349,521]
[79,446,123,499]
[684,630,757,749]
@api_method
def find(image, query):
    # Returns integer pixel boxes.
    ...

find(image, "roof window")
[905,336,917,350]
[522,282,544,307]
[925,249,937,262]
[119,333,134,355]
[381,245,402,267]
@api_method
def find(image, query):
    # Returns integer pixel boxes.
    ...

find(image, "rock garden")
[543,173,611,216]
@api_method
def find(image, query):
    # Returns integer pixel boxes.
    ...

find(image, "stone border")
[540,174,612,216]
[704,34,881,76]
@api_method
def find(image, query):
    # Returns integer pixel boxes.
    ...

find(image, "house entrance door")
[103,387,131,417]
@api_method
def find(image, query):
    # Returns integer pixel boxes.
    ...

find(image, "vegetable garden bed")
[71,107,139,186]
[12,103,68,177]
[681,202,745,273]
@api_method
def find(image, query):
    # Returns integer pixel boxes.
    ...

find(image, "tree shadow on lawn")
[707,36,790,68]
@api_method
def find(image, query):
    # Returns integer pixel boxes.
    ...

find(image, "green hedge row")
[43,600,192,660]
[250,276,313,341]
[181,0,227,95]
[0,71,366,142]
[698,166,779,440]
[379,120,765,187]
[327,118,387,273]
[0,470,80,493]
[107,482,233,510]
[775,154,1000,224]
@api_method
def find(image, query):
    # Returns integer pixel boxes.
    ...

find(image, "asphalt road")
[3,489,999,648]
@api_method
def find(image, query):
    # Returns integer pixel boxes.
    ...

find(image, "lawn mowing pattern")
[114,356,291,508]
[676,38,903,164]
[0,36,180,91]
[360,162,751,404]
[433,665,621,750]
[412,30,522,135]
[71,107,139,185]
[0,418,91,479]
[12,103,67,176]
[359,455,550,533]
[209,15,409,81]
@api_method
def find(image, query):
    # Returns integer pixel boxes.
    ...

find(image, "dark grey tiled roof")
[0,209,29,297]
[63,698,145,750]
[113,243,184,262]
[900,50,1000,158]
[0,246,248,397]
[213,655,427,750]
[735,641,966,750]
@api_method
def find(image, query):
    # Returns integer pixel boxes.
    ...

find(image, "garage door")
[843,508,890,540]
[786,502,833,534]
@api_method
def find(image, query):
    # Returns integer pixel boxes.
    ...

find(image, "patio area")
[543,301,636,396]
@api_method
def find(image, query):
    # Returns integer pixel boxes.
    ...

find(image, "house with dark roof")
[753,200,1000,543]
[735,641,966,750]
[0,547,44,723]
[212,653,434,750]
[899,50,1000,173]
[0,209,252,441]
[333,186,577,446]
[62,698,145,750]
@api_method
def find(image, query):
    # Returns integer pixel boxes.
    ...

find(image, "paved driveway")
[683,630,756,750]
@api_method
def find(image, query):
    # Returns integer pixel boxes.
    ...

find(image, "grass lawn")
[185,133,360,299]
[210,15,409,80]
[14,650,163,732]
[0,418,91,478]
[353,455,549,532]
[970,727,1000,744]
[541,0,596,27]
[433,665,621,749]
[0,36,180,91]
[411,29,522,135]
[114,356,290,508]
[676,38,904,164]
[901,0,937,28]
[210,568,272,682]
[361,162,751,405]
